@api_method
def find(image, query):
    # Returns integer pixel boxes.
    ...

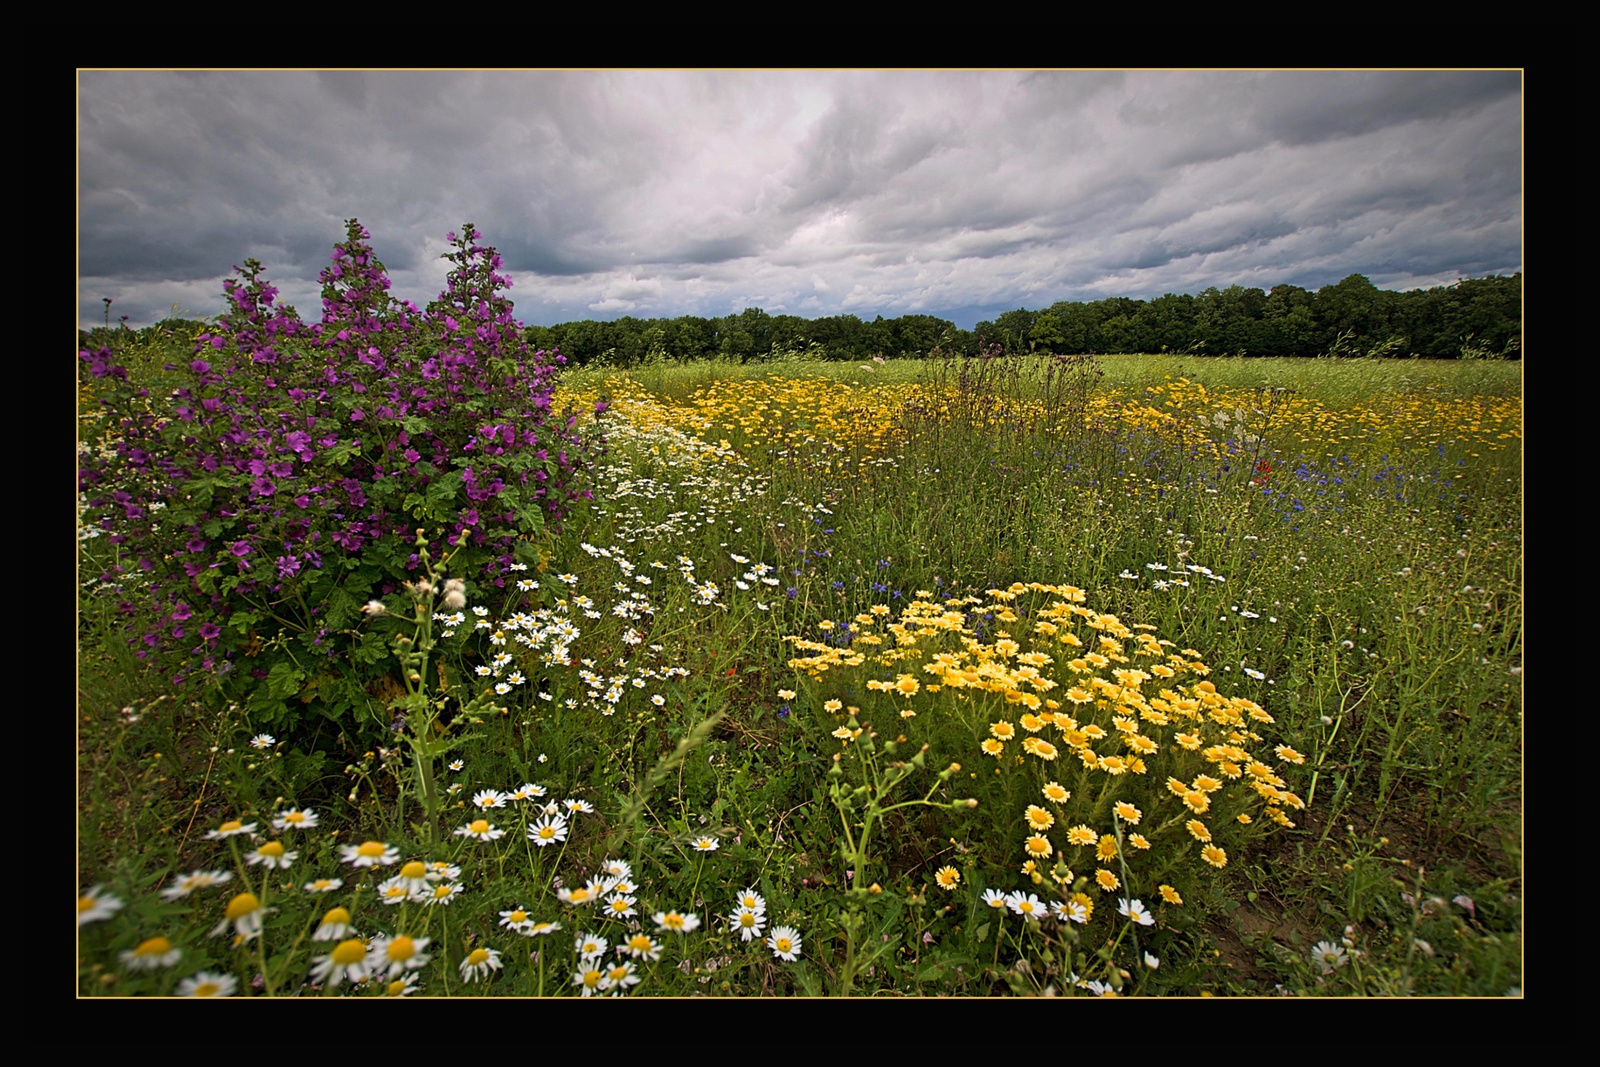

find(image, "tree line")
[523,273,1521,364]
[84,272,1521,366]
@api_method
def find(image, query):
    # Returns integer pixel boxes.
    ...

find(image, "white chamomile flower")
[1311,940,1349,974]
[160,870,233,902]
[177,971,238,997]
[730,906,766,941]
[459,945,503,983]
[766,925,803,961]
[272,808,318,831]
[1117,898,1155,927]
[310,938,371,987]
[455,819,505,842]
[119,936,182,970]
[77,886,125,926]
[245,840,298,870]
[472,789,508,810]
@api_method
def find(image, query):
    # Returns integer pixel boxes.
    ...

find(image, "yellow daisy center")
[388,936,416,961]
[225,893,261,920]
[775,937,792,952]
[470,819,490,834]
[357,841,387,858]
[331,939,366,965]
[739,912,756,928]
[400,861,427,880]
[218,819,243,833]
[192,980,222,996]
[509,910,527,923]
[134,936,172,956]
[467,948,490,966]
[259,841,285,858]
[323,907,351,926]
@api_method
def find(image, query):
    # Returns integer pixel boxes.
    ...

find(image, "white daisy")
[78,885,125,926]
[310,938,371,987]
[766,925,803,961]
[459,946,503,983]
[1117,898,1155,927]
[527,815,568,847]
[271,808,319,832]
[160,870,233,902]
[730,906,766,942]
[454,819,505,842]
[177,971,238,997]
[472,789,508,810]
[119,936,182,970]
[340,841,400,867]
[245,840,298,870]
[368,934,431,978]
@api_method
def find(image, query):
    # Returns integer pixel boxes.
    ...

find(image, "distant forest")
[83,272,1520,365]
[524,273,1521,365]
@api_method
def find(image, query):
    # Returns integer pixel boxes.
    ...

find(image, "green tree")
[992,308,1038,353]
[1314,274,1388,354]
[1194,285,1268,355]
[1031,309,1067,353]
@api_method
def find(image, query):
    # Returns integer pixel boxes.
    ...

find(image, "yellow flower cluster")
[784,580,1308,918]
[1140,376,1523,457]
[559,369,1521,498]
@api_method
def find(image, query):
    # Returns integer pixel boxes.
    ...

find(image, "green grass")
[77,348,1521,997]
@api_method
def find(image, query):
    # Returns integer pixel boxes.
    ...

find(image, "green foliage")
[78,352,1520,997]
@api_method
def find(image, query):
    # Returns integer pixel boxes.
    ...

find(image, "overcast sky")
[78,70,1522,332]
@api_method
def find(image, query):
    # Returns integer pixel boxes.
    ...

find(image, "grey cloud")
[1255,70,1521,146]
[315,71,369,111]
[78,70,1521,332]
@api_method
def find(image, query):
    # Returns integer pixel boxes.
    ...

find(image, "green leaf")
[266,661,307,700]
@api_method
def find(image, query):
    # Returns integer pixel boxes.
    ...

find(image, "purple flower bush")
[79,221,602,738]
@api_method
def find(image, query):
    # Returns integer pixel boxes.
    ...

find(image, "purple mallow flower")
[77,219,601,716]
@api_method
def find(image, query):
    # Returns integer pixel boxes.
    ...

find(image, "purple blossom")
[77,218,602,741]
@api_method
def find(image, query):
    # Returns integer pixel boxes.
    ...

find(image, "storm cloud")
[77,70,1521,331]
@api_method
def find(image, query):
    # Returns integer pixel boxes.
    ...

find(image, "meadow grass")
[78,348,1521,997]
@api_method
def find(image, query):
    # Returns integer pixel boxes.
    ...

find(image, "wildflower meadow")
[78,222,1522,997]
